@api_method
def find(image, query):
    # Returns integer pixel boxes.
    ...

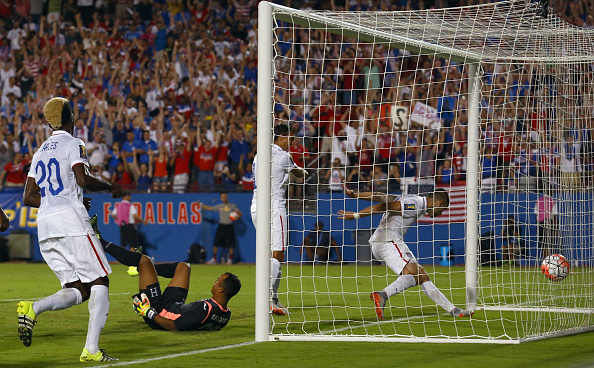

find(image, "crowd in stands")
[0,0,592,195]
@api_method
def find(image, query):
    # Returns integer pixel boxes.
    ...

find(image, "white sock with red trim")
[384,274,416,298]
[270,258,282,303]
[84,285,109,354]
[421,281,455,313]
[32,288,83,316]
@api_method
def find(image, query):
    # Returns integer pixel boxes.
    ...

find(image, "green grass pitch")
[1,262,594,367]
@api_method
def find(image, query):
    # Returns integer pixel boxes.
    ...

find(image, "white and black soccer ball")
[541,254,570,281]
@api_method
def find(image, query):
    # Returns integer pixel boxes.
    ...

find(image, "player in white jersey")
[17,97,123,362]
[338,186,473,319]
[251,124,307,315]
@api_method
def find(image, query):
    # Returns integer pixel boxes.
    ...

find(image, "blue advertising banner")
[1,190,590,265]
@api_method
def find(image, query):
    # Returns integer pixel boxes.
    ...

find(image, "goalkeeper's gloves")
[132,293,157,320]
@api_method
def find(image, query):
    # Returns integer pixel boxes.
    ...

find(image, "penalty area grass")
[0,263,593,367]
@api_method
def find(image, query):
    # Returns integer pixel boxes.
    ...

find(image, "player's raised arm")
[338,200,402,220]
[343,181,396,203]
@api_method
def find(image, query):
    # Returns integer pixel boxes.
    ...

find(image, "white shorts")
[371,240,417,275]
[251,210,288,252]
[40,234,112,286]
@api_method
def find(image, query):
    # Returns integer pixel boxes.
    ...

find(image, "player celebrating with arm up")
[251,124,308,315]
[18,97,123,362]
[338,185,473,320]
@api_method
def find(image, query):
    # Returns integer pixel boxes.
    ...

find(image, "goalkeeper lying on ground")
[91,215,241,331]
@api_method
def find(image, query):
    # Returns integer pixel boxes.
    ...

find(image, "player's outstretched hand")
[0,208,9,232]
[132,293,157,320]
[343,182,356,198]
[111,182,123,199]
[83,197,92,211]
[338,210,357,220]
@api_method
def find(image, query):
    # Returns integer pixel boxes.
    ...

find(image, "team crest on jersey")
[79,145,88,160]
[404,204,416,210]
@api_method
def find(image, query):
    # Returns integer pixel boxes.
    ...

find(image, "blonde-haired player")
[339,186,473,319]
[17,97,123,362]
[251,124,308,315]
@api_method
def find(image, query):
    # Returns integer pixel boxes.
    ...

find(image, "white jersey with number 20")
[27,131,93,241]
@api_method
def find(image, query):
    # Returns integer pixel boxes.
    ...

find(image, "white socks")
[421,281,455,314]
[384,274,416,298]
[32,287,83,316]
[270,258,282,302]
[84,285,109,354]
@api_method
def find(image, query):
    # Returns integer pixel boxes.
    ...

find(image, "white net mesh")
[262,0,594,342]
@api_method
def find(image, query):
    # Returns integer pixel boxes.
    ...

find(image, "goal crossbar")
[271,0,594,62]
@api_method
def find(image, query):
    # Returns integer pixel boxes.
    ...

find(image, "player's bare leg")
[80,276,118,362]
[406,263,473,318]
[138,255,159,291]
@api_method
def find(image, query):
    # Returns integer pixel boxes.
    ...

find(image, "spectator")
[238,160,254,191]
[0,140,15,170]
[137,129,158,168]
[86,131,109,172]
[106,141,123,176]
[227,127,249,179]
[301,222,342,263]
[371,165,388,192]
[112,161,134,191]
[325,158,345,192]
[439,159,454,185]
[481,146,497,192]
[152,146,170,193]
[122,130,141,181]
[170,139,191,193]
[388,163,401,193]
[0,152,28,189]
[192,128,219,192]
[136,162,153,193]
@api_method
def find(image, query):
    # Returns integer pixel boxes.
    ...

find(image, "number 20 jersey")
[27,131,93,241]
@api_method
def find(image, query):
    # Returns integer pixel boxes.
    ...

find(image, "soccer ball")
[229,211,240,221]
[541,254,570,281]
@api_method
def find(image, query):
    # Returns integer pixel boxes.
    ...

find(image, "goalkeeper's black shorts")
[138,284,188,330]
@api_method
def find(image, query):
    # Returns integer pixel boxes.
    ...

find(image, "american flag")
[417,185,467,224]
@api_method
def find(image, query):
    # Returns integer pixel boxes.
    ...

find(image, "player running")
[18,97,123,362]
[338,185,473,319]
[251,124,308,315]
[91,215,241,331]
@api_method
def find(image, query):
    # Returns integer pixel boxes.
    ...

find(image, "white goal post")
[256,0,594,343]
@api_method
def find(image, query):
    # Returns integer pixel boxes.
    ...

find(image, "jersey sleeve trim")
[71,159,89,168]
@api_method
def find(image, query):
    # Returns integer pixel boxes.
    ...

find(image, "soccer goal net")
[255,0,594,343]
